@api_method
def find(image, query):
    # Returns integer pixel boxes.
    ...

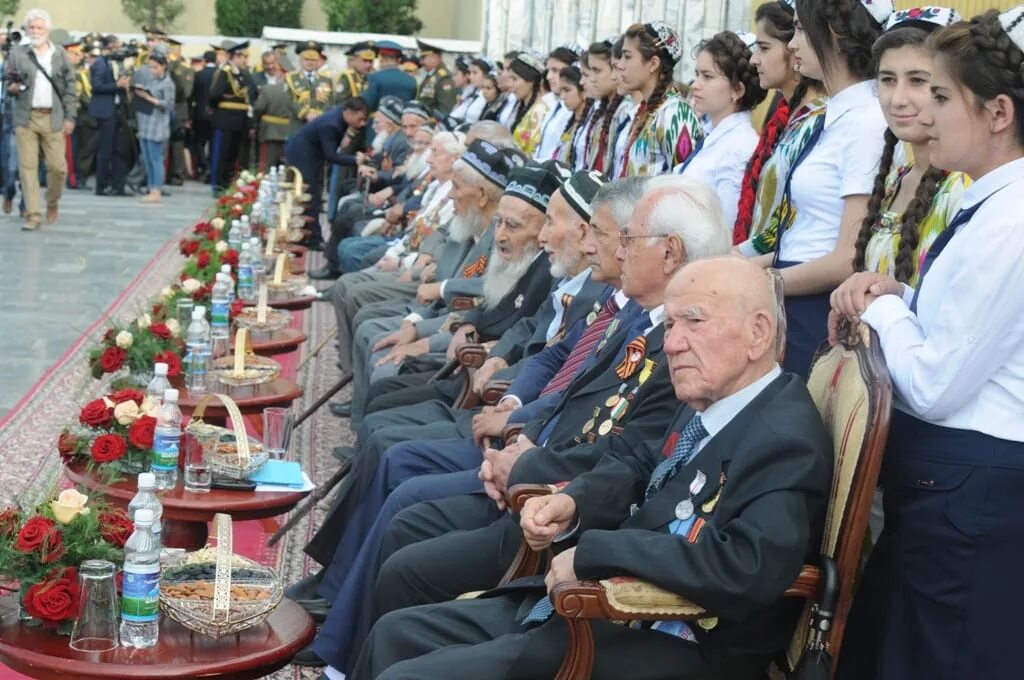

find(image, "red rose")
[149,323,171,340]
[99,346,126,373]
[91,434,127,464]
[230,299,245,317]
[22,567,79,624]
[79,398,114,428]
[221,249,239,266]
[193,221,211,234]
[197,250,211,268]
[185,240,200,256]
[128,415,157,450]
[0,509,20,538]
[151,303,167,320]
[98,511,134,548]
[57,432,80,461]
[108,389,145,405]
[153,350,182,377]
[14,516,63,563]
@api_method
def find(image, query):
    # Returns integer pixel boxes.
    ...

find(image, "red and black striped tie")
[540,295,621,397]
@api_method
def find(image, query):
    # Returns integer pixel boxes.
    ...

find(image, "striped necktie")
[540,295,621,397]
[644,416,709,500]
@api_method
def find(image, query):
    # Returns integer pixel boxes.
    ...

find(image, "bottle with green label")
[119,508,160,648]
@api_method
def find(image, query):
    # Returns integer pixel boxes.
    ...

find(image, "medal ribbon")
[462,254,488,278]
[614,335,647,380]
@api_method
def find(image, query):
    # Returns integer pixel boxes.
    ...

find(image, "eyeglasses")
[619,233,668,248]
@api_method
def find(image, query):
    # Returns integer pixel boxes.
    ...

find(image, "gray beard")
[404,152,428,179]
[549,250,583,280]
[449,211,483,243]
[371,130,390,154]
[481,244,538,309]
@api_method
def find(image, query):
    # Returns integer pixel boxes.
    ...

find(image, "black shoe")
[127,183,143,195]
[328,401,352,418]
[309,266,340,280]
[77,182,93,191]
[285,571,323,601]
[332,445,356,463]
[167,178,184,186]
[297,598,331,625]
[291,642,327,667]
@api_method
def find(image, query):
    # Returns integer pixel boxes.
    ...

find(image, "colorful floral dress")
[742,97,828,255]
[512,98,552,157]
[865,165,970,285]
[620,91,703,178]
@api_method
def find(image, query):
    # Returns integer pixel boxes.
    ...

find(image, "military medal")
[675,499,694,521]
[514,294,525,309]
[610,398,629,421]
[697,616,719,631]
[638,358,655,385]
[581,407,600,435]
[605,384,627,408]
[598,419,614,436]
[586,311,598,325]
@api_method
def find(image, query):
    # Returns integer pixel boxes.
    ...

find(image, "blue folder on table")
[247,460,305,488]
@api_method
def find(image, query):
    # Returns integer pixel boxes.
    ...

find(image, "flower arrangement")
[215,179,260,219]
[58,389,160,480]
[0,489,128,631]
[88,303,184,381]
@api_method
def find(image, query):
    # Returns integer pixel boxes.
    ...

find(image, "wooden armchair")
[508,322,892,679]
[451,296,480,312]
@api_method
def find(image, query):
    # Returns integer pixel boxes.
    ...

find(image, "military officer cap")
[461,139,515,189]
[416,39,444,55]
[143,26,167,40]
[272,42,289,50]
[402,100,431,122]
[346,41,378,60]
[63,39,82,54]
[561,170,608,222]
[378,96,405,124]
[211,39,233,53]
[376,40,404,58]
[224,40,249,56]
[504,161,569,214]
[297,40,326,59]
[166,37,182,47]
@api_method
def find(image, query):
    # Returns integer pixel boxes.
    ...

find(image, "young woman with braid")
[506,51,548,155]
[581,39,620,172]
[833,9,1024,679]
[616,21,703,177]
[853,8,968,286]
[751,0,890,379]
[552,63,592,169]
[610,38,643,176]
[533,46,579,160]
[675,31,767,228]
[735,0,826,247]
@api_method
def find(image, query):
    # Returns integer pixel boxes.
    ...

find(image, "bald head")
[664,257,780,411]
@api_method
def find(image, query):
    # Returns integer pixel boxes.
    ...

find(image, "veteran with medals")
[285,40,335,128]
[415,39,457,116]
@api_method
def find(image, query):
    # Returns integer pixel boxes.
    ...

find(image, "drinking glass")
[176,299,194,337]
[69,560,119,652]
[184,432,212,493]
[262,407,294,459]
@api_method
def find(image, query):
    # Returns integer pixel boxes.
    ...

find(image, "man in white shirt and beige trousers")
[3,8,77,231]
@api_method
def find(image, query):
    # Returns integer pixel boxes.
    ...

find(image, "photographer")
[4,8,76,231]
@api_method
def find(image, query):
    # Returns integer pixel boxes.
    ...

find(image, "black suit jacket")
[562,373,833,661]
[88,57,118,119]
[462,252,554,342]
[192,65,215,122]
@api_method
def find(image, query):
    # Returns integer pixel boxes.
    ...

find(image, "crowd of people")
[11,1,1024,678]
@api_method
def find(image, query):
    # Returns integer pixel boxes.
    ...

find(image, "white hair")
[641,175,731,262]
[433,131,467,156]
[452,159,504,203]
[467,120,516,150]
[24,8,52,28]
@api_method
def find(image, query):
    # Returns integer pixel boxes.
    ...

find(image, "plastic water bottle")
[185,308,211,394]
[151,388,182,490]
[219,265,235,304]
[228,219,242,251]
[249,237,265,289]
[238,243,256,302]
[210,274,231,340]
[127,472,163,551]
[239,215,252,242]
[119,508,160,648]
[145,363,171,406]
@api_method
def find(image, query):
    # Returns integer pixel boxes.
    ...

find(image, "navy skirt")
[838,409,1024,680]
[777,261,831,380]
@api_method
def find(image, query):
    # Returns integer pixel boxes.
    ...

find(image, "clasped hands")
[478,434,533,510]
[521,492,579,593]
[827,272,904,345]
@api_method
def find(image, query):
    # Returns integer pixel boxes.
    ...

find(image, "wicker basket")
[233,306,292,334]
[159,513,282,639]
[185,393,268,480]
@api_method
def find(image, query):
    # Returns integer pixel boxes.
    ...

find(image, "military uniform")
[362,41,417,112]
[286,40,335,130]
[252,80,294,171]
[415,39,457,115]
[73,55,99,189]
[208,41,252,191]
[167,41,194,184]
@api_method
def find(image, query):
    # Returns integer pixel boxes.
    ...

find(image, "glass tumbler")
[262,407,294,459]
[69,559,119,652]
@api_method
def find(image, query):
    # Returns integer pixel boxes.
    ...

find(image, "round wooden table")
[64,461,309,550]
[232,327,307,356]
[0,594,314,680]
[175,377,303,422]
[244,294,318,311]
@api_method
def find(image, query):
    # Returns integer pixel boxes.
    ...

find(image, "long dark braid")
[852,129,899,273]
[893,166,948,282]
[510,80,540,132]
[622,24,675,154]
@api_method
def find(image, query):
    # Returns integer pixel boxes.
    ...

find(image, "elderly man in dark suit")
[87,36,128,196]
[351,253,834,680]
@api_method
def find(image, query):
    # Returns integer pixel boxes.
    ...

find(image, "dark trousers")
[75,124,97,183]
[168,137,187,182]
[210,127,242,192]
[293,158,325,246]
[94,116,125,193]
[325,198,370,268]
[259,140,284,173]
[839,410,1024,680]
[776,261,831,381]
[190,119,211,177]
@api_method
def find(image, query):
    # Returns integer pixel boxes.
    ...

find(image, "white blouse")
[861,156,1024,442]
[779,80,887,263]
[533,95,573,161]
[611,99,639,179]
[676,111,758,228]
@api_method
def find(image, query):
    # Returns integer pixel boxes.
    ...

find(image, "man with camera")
[3,8,77,231]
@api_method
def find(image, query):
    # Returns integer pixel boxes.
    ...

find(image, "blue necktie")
[521,416,707,627]
[909,200,985,313]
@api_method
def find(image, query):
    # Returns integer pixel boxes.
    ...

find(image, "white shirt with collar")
[31,41,56,109]
[534,96,573,161]
[645,304,665,336]
[545,268,593,340]
[612,99,639,177]
[498,94,518,129]
[861,157,1024,442]
[677,110,758,229]
[779,80,886,263]
[691,364,783,457]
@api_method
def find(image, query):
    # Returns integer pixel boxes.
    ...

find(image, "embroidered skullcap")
[561,170,608,222]
[859,0,896,28]
[643,21,683,65]
[504,161,567,214]
[378,96,404,124]
[462,140,514,189]
[886,6,960,31]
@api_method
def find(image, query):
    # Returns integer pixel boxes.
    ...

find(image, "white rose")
[182,278,201,294]
[166,318,181,337]
[113,400,140,425]
[160,286,174,300]
[51,489,90,525]
[115,330,134,349]
[139,396,158,415]
[137,313,151,329]
[216,241,228,253]
[102,397,115,408]
[211,217,225,230]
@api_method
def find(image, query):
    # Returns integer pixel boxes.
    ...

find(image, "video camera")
[2,21,22,56]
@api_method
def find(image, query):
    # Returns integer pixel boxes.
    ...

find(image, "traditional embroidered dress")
[619,91,703,178]
[512,97,552,156]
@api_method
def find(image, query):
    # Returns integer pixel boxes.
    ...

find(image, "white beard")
[449,210,485,243]
[548,249,583,280]
[404,151,428,179]
[371,130,390,154]
[481,244,539,309]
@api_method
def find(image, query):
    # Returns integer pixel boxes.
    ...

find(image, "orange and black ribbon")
[614,336,647,380]
[462,254,488,278]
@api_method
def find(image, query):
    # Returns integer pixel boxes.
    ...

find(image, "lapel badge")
[514,293,525,309]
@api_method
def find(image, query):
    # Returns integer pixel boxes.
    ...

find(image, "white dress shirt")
[861,156,1024,442]
[779,80,887,263]
[497,94,518,129]
[534,96,573,161]
[545,268,593,340]
[611,100,639,177]
[677,111,758,228]
[31,42,55,109]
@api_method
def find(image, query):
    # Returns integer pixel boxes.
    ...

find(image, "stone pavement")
[0,182,213,418]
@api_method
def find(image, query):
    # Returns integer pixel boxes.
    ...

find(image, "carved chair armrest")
[456,343,488,369]
[482,379,511,405]
[451,296,480,311]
